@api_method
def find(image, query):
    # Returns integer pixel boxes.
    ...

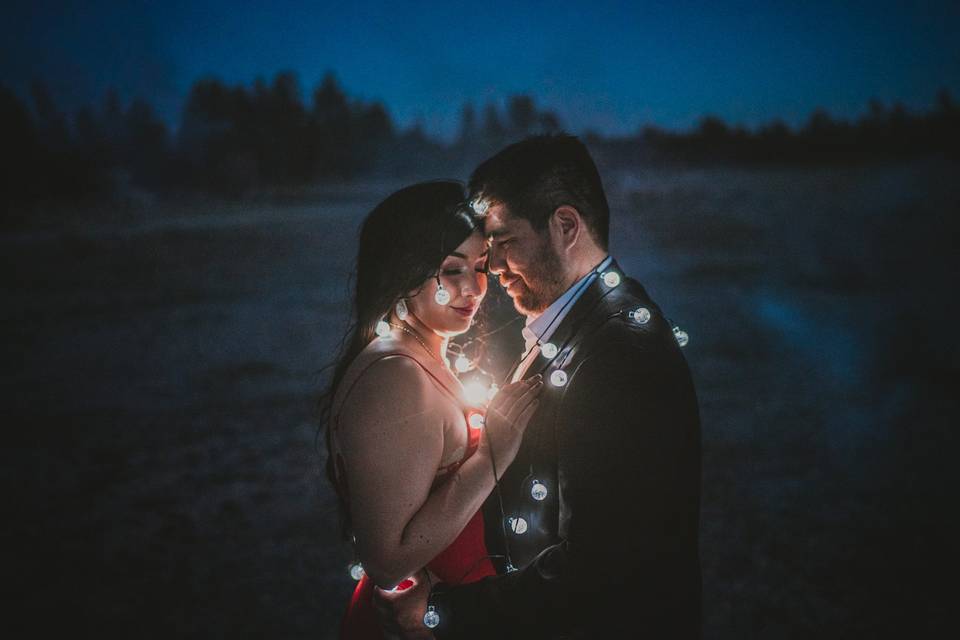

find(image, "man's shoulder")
[583,277,674,353]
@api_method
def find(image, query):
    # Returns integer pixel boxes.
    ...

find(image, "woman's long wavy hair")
[318,181,480,540]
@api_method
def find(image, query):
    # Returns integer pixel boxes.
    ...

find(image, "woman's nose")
[462,271,484,297]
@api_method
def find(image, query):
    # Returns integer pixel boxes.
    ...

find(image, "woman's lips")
[450,305,475,318]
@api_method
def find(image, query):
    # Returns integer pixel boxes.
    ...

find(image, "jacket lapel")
[516,259,626,382]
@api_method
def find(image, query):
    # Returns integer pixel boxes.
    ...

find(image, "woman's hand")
[479,374,543,476]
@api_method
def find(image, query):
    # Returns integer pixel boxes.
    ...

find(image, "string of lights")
[350,260,690,630]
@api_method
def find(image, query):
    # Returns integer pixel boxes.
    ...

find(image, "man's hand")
[372,569,435,640]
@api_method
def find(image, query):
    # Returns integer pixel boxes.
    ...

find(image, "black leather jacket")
[432,261,702,639]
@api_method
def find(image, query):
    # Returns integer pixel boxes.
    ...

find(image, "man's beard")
[513,237,567,316]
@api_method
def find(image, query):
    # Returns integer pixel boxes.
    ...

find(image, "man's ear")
[550,205,582,252]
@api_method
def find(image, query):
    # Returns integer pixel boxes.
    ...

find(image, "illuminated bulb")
[531,480,548,501]
[508,516,528,535]
[630,307,651,324]
[454,354,471,372]
[486,384,499,401]
[463,380,489,405]
[470,197,490,216]
[468,412,485,429]
[375,320,390,337]
[434,286,451,306]
[550,369,568,387]
[349,563,364,581]
[423,605,440,629]
[602,271,621,287]
[673,326,689,347]
[540,342,558,359]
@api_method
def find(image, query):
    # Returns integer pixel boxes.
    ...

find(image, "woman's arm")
[338,356,532,588]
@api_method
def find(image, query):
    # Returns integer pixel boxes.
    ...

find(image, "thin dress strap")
[332,352,463,433]
[331,350,480,497]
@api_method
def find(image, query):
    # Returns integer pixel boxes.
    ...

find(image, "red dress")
[335,355,496,639]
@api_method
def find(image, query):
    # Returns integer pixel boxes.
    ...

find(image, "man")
[376,134,701,638]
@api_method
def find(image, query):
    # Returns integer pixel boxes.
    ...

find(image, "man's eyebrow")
[449,251,467,259]
[487,228,509,239]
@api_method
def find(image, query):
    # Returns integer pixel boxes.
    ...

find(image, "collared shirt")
[512,255,613,382]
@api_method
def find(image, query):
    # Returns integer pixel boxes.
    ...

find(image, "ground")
[3,161,956,637]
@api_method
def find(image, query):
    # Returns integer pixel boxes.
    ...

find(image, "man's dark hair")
[468,133,610,250]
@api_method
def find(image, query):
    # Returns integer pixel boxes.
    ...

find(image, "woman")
[320,181,542,639]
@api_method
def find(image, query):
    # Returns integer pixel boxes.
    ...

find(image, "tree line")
[2,71,958,204]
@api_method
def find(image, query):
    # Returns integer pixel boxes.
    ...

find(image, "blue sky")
[3,0,958,139]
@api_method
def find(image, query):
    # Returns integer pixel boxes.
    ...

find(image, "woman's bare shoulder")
[335,341,440,439]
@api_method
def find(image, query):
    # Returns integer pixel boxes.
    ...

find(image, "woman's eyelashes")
[442,257,488,276]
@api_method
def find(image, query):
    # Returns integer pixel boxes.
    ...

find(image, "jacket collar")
[508,258,628,382]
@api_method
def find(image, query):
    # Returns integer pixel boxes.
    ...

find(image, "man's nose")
[487,245,506,275]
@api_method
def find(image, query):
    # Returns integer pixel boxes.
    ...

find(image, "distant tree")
[538,110,561,133]
[309,72,353,177]
[102,89,125,153]
[124,98,170,186]
[507,96,537,134]
[178,78,256,191]
[358,102,393,141]
[312,72,350,126]
[352,101,395,173]
[935,88,955,115]
[697,115,730,141]
[74,105,110,168]
[260,71,308,182]
[1,85,41,207]
[482,103,504,141]
[458,103,477,145]
[30,81,71,151]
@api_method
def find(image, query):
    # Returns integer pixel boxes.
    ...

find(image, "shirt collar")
[521,255,613,351]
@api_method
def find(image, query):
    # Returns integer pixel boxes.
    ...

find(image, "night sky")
[4,0,959,139]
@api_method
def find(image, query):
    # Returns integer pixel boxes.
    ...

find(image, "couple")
[322,135,701,639]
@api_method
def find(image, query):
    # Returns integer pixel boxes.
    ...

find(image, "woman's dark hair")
[318,180,479,539]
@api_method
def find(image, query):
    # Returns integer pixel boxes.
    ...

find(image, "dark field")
[4,162,957,638]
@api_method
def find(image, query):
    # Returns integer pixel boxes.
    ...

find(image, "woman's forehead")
[449,231,488,258]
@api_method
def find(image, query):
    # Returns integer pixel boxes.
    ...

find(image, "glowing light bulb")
[673,326,689,347]
[423,606,440,629]
[630,307,651,324]
[550,370,568,387]
[468,412,485,429]
[508,516,528,535]
[434,286,451,306]
[375,320,390,337]
[531,480,548,501]
[349,563,364,581]
[486,384,499,401]
[540,342,558,359]
[602,271,621,287]
[454,354,471,372]
[470,197,490,216]
[464,380,489,405]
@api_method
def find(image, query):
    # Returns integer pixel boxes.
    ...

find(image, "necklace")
[389,322,447,369]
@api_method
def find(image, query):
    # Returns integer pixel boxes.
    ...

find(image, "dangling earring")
[395,298,408,320]
[434,277,451,306]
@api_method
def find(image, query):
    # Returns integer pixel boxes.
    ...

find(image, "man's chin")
[513,293,547,317]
